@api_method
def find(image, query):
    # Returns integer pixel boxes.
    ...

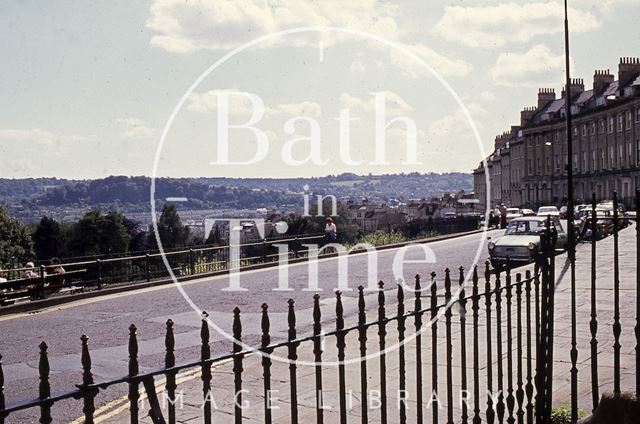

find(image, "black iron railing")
[1,265,544,424]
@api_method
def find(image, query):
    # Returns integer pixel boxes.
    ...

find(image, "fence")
[0,233,325,305]
[1,192,638,423]
[0,264,544,424]
[0,217,481,307]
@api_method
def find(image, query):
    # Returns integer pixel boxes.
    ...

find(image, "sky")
[0,0,638,179]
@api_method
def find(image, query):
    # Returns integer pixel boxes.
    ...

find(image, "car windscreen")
[538,207,557,213]
[505,220,546,235]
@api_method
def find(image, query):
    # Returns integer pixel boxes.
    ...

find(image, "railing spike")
[128,324,140,424]
[357,285,369,424]
[165,319,177,424]
[286,300,298,424]
[233,307,244,424]
[38,341,52,424]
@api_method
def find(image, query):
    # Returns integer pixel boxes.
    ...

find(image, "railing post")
[590,192,599,411]
[189,249,195,275]
[636,189,640,398]
[336,291,347,424]
[378,280,388,424]
[495,267,505,423]
[472,267,481,424]
[525,270,534,424]
[536,222,554,422]
[200,312,212,424]
[484,262,495,424]
[458,267,469,424]
[613,191,621,396]
[397,283,406,424]
[413,275,423,424]
[0,355,4,424]
[39,265,46,300]
[261,303,273,424]
[165,320,177,424]
[515,273,525,424]
[505,267,515,424]
[444,269,454,424]
[96,259,102,290]
[357,286,369,424]
[38,342,52,424]
[145,254,151,282]
[233,307,243,424]
[79,335,97,424]
[286,300,298,424]
[312,293,324,424]
[430,272,439,424]
[128,324,139,424]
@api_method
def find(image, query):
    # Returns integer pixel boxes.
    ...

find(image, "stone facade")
[474,57,640,210]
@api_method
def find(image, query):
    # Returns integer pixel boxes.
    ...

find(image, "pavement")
[100,224,639,423]
[0,229,499,423]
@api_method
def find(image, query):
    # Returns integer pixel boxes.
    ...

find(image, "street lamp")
[563,0,578,422]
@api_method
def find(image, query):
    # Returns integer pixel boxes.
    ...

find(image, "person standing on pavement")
[499,203,508,229]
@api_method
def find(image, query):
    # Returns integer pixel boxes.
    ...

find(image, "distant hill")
[0,173,472,221]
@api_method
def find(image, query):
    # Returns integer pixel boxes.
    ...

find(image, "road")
[0,229,502,423]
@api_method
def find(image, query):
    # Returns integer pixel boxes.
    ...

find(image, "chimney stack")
[520,106,536,127]
[618,57,640,87]
[561,78,585,99]
[593,69,614,94]
[537,88,556,110]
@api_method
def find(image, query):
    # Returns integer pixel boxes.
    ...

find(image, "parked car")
[520,208,536,217]
[559,206,568,218]
[582,207,616,239]
[488,216,567,269]
[537,206,560,217]
[506,208,522,220]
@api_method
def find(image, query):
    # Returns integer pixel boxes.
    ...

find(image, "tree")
[0,206,34,268]
[153,204,190,250]
[67,210,131,257]
[205,223,222,246]
[122,216,147,252]
[33,216,65,260]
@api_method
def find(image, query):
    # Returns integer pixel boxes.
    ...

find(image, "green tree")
[153,204,190,249]
[33,216,65,260]
[205,223,222,246]
[0,206,34,268]
[67,210,131,256]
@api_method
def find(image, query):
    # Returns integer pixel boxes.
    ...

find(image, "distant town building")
[474,57,640,210]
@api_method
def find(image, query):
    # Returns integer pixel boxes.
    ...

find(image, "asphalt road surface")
[0,229,503,423]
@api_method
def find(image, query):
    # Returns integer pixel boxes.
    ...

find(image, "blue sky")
[1,0,638,178]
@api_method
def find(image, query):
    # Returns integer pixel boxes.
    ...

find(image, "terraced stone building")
[474,57,640,211]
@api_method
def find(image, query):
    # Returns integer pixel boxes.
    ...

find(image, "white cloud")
[267,101,322,117]
[350,54,366,74]
[389,43,473,78]
[428,102,487,138]
[187,90,322,117]
[339,92,414,115]
[115,118,155,139]
[0,129,86,144]
[434,2,600,48]
[146,0,401,52]
[490,44,570,87]
[479,91,496,102]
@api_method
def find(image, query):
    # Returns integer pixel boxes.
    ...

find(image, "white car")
[488,216,567,268]
[537,206,560,217]
[506,208,522,220]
